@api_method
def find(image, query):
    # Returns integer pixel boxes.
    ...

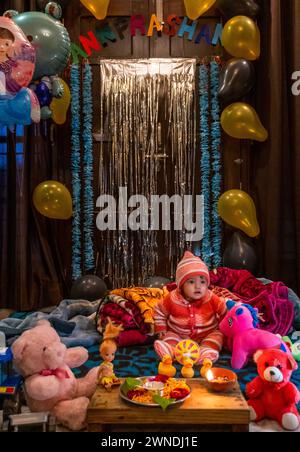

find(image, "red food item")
[153,375,170,383]
[127,389,147,400]
[170,387,190,400]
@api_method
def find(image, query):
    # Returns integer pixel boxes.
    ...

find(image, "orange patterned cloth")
[110,287,169,327]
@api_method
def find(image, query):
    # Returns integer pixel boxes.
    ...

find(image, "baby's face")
[182,275,208,301]
[0,38,13,55]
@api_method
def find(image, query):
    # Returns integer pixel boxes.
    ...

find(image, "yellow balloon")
[50,79,71,125]
[221,102,268,142]
[33,181,72,220]
[218,190,260,238]
[222,16,260,60]
[184,0,216,20]
[80,0,110,20]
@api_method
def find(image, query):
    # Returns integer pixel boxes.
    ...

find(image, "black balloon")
[223,232,258,274]
[143,276,171,289]
[218,59,255,106]
[70,275,108,301]
[217,0,260,19]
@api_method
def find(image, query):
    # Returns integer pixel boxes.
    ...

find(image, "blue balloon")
[0,89,32,127]
[35,81,52,107]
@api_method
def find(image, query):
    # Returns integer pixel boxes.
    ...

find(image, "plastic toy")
[181,358,194,378]
[158,355,176,378]
[98,318,123,391]
[200,358,213,378]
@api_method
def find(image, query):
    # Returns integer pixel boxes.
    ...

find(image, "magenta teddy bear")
[219,301,288,369]
[11,320,99,431]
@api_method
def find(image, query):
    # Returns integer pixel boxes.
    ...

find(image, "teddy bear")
[11,320,99,431]
[246,348,300,430]
[219,300,288,369]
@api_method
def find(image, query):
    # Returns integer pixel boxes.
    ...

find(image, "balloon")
[45,2,63,19]
[35,81,52,107]
[33,180,72,220]
[222,16,260,60]
[221,103,268,142]
[217,0,260,19]
[218,190,260,238]
[13,12,70,80]
[223,232,258,274]
[37,0,69,10]
[70,275,108,301]
[50,78,70,124]
[184,0,217,20]
[80,0,111,20]
[0,17,35,95]
[0,88,34,127]
[143,276,171,289]
[218,59,255,105]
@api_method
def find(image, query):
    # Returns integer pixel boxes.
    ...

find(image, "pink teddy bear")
[12,320,99,431]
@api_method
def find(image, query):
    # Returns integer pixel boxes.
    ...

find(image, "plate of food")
[120,375,191,409]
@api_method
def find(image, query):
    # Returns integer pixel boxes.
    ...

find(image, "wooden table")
[87,378,250,432]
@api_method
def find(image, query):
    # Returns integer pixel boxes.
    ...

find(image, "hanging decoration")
[199,58,223,268]
[184,0,217,20]
[70,64,82,280]
[221,15,260,61]
[218,189,260,238]
[199,63,211,267]
[82,62,94,272]
[210,60,222,268]
[98,59,196,286]
[80,0,111,20]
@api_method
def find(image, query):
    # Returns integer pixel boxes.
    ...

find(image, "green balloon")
[13,12,70,80]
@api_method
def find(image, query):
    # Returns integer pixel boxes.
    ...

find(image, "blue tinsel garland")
[210,60,222,268]
[199,64,212,267]
[83,63,94,272]
[70,64,82,280]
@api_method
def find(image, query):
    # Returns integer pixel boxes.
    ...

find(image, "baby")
[154,251,227,364]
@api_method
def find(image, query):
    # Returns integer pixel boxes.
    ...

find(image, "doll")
[98,318,123,391]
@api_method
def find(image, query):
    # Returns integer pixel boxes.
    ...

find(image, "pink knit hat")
[176,251,210,288]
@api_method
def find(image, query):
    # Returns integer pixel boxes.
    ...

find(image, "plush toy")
[11,320,99,431]
[246,349,300,430]
[219,300,288,369]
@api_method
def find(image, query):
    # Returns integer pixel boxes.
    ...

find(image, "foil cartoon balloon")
[184,0,217,20]
[50,78,71,124]
[218,190,260,238]
[33,180,72,220]
[13,12,70,80]
[0,17,35,95]
[222,15,260,61]
[217,0,260,19]
[218,59,255,106]
[221,102,268,142]
[80,0,111,20]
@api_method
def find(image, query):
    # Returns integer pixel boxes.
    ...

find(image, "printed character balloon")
[0,17,35,95]
[13,11,70,80]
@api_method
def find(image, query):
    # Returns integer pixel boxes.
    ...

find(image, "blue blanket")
[0,300,101,347]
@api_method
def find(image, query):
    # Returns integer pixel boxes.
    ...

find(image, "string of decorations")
[210,60,222,268]
[70,64,82,280]
[82,62,94,272]
[199,63,212,267]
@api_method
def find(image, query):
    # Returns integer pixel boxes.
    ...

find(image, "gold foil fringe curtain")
[98,59,196,287]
